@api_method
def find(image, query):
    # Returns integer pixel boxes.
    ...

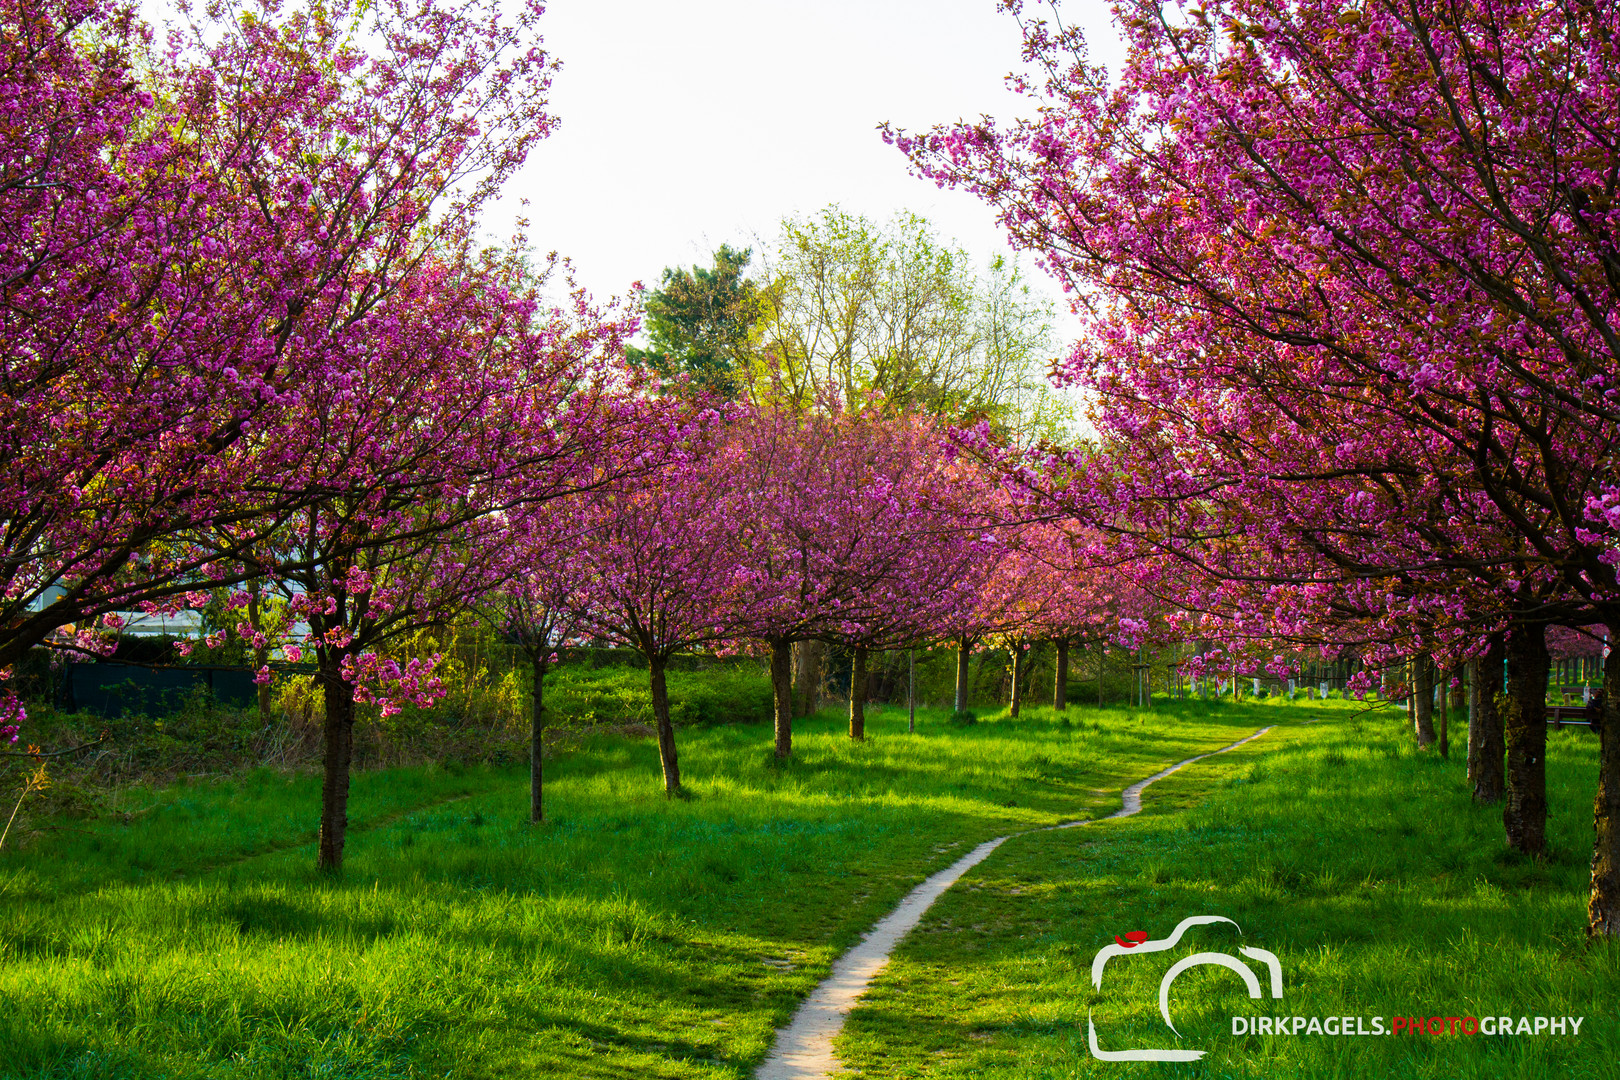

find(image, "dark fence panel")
[66,662,260,717]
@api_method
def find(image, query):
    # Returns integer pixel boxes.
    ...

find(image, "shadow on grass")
[0,698,1315,1079]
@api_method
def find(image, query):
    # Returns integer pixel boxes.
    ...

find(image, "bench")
[1549,704,1594,727]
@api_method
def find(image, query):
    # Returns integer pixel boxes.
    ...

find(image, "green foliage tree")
[628,244,763,399]
[752,206,1070,439]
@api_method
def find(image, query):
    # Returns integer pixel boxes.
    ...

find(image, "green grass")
[0,699,1285,1079]
[836,701,1618,1078]
[541,662,776,728]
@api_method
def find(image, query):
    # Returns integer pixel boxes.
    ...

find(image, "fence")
[57,661,266,717]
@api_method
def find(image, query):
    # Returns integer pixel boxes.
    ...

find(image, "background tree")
[628,244,763,399]
[723,404,991,753]
[481,506,597,825]
[752,206,1070,439]
[565,416,749,795]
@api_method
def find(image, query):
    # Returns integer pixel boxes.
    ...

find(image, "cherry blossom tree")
[1016,527,1165,711]
[213,262,641,872]
[0,0,558,732]
[823,458,993,740]
[891,0,1620,931]
[722,404,993,748]
[564,412,747,795]
[480,521,596,825]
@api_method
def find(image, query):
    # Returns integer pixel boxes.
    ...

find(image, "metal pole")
[908,648,916,734]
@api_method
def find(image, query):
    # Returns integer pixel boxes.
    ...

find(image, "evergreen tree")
[629,244,762,399]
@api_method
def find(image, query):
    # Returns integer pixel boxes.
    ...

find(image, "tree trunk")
[1466,658,1479,783]
[793,640,823,717]
[1445,667,1458,761]
[530,654,548,824]
[770,637,793,758]
[1471,637,1506,803]
[954,635,971,713]
[1009,641,1025,718]
[1502,625,1549,856]
[848,646,868,740]
[649,656,681,795]
[1588,625,1620,936]
[908,648,916,734]
[1053,637,1069,711]
[1098,645,1105,706]
[1413,655,1436,747]
[317,655,356,873]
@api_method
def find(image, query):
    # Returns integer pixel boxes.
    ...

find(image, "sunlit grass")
[0,699,1285,1078]
[837,708,1618,1079]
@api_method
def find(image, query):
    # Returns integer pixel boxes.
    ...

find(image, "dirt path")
[754,725,1276,1080]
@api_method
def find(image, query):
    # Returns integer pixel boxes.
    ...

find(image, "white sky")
[498,0,1126,342]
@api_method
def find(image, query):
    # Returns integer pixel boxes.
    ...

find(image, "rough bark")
[1471,637,1506,803]
[954,636,971,713]
[770,636,793,758]
[1413,655,1436,746]
[317,655,356,873]
[530,654,547,824]
[848,645,868,740]
[1502,625,1550,856]
[649,656,681,795]
[1589,628,1620,937]
[1009,642,1026,718]
[1053,637,1069,711]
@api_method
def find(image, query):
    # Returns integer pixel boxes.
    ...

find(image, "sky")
[495,0,1126,340]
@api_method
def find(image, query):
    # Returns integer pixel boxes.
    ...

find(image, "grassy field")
[837,702,1619,1078]
[0,698,1287,1079]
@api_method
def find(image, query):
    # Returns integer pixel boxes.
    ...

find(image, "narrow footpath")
[754,725,1276,1080]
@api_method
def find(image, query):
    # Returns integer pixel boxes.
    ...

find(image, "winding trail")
[754,725,1276,1080]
